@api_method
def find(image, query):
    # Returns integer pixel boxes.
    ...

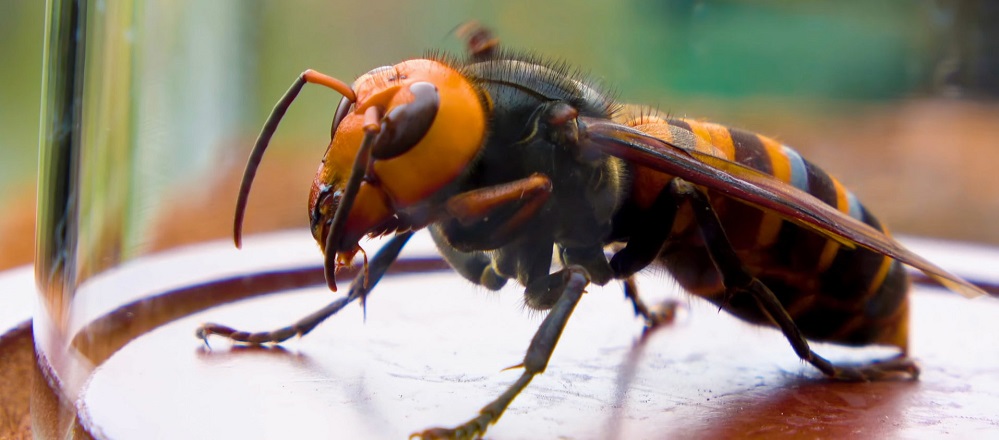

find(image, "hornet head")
[235,59,487,290]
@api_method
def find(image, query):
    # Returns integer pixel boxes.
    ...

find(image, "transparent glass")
[33,1,264,436]
[31,3,477,437]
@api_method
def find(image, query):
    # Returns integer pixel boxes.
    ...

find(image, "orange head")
[235,59,487,291]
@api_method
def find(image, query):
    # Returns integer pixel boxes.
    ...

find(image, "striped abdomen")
[619,113,909,351]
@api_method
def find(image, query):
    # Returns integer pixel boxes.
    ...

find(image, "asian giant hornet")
[197,23,986,440]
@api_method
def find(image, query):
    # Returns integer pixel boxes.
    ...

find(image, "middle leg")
[412,267,590,440]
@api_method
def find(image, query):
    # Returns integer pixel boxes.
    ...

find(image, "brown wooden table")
[15,231,998,439]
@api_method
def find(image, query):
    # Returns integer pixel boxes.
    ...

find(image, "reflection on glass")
[34,1,252,436]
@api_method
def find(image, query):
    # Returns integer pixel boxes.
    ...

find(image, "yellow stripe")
[816,239,842,273]
[700,121,737,160]
[679,121,731,217]
[753,135,790,247]
[710,125,737,160]
[880,299,910,352]
[684,119,708,137]
[865,257,894,296]
[759,135,791,183]
[816,177,851,271]
[679,120,720,156]
[831,177,851,215]
[755,213,784,248]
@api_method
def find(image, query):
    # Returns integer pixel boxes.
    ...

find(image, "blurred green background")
[3,0,998,271]
[1,1,45,207]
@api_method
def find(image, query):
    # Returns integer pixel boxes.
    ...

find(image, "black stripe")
[765,160,839,271]
[819,200,897,297]
[820,243,892,301]
[729,128,773,175]
[839,261,908,346]
[861,260,908,322]
[705,127,774,250]
[716,199,765,250]
[859,203,886,233]
[803,160,839,207]
[784,297,856,342]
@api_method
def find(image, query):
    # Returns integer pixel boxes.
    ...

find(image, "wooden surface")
[0,267,34,438]
[20,231,997,439]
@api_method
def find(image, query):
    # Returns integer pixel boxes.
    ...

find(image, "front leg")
[429,173,554,292]
[438,173,553,251]
[196,231,414,345]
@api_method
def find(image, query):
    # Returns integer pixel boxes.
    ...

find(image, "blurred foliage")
[6,1,990,173]
[2,0,997,264]
[0,1,45,196]
[239,0,994,151]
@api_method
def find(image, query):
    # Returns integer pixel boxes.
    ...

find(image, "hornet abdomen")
[618,112,909,350]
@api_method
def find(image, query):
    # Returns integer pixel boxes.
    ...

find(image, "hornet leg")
[196,231,414,345]
[608,181,681,278]
[412,267,589,440]
[622,277,679,329]
[441,173,553,250]
[428,173,554,292]
[608,182,685,328]
[456,21,499,61]
[672,179,917,381]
